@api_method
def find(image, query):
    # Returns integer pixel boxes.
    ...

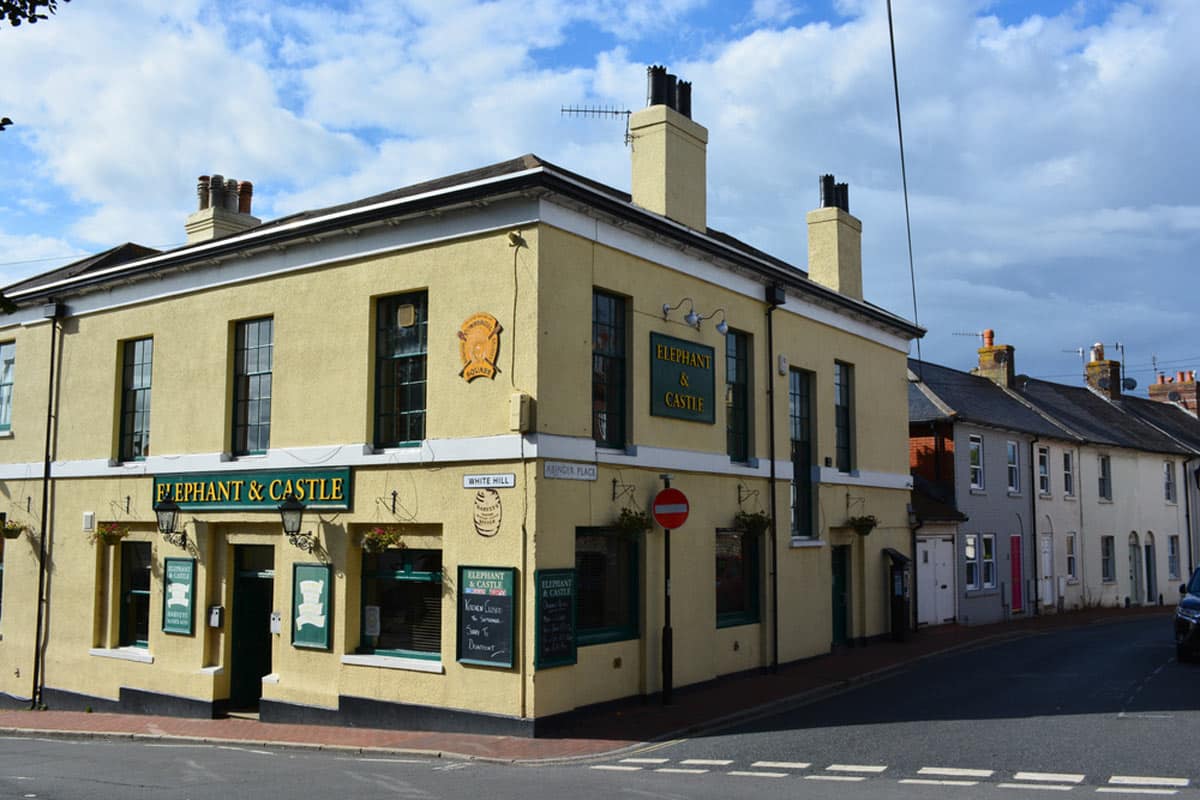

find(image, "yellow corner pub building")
[0,69,920,735]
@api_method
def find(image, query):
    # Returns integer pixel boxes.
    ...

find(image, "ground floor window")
[1101,536,1115,582]
[1066,532,1078,580]
[964,534,979,590]
[716,527,759,627]
[1169,535,1181,580]
[964,533,996,591]
[575,527,638,645]
[361,548,442,659]
[120,541,152,648]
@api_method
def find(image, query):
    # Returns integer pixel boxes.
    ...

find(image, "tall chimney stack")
[629,65,708,231]
[185,173,261,244]
[975,328,1016,388]
[807,173,863,300]
[1148,369,1200,415]
[1085,342,1123,400]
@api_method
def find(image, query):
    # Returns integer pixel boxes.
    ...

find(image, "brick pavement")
[0,606,1172,763]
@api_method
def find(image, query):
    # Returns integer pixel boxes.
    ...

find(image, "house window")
[982,534,996,588]
[834,361,853,472]
[969,435,984,490]
[1098,455,1112,501]
[1066,532,1077,580]
[726,330,750,463]
[716,527,759,627]
[1101,535,1115,582]
[119,338,153,461]
[1006,441,1020,493]
[232,317,273,456]
[1063,451,1075,497]
[592,291,626,449]
[788,369,814,539]
[1169,535,1181,580]
[964,534,979,590]
[1164,461,1177,504]
[360,548,442,659]
[119,541,152,648]
[374,291,428,448]
[576,527,638,645]
[0,341,14,432]
[1037,446,1050,495]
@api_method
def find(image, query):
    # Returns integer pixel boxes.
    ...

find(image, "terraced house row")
[0,69,922,734]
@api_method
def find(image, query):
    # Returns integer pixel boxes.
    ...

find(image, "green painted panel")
[292,563,332,650]
[650,333,716,424]
[154,468,351,510]
[162,558,195,636]
[534,569,576,669]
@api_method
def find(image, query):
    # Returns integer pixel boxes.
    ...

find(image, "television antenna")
[952,330,985,343]
[560,105,633,145]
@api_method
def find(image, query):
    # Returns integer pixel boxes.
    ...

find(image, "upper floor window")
[119,338,153,461]
[968,435,984,490]
[374,292,427,448]
[1006,441,1020,493]
[592,291,626,449]
[232,318,273,456]
[834,361,853,473]
[1164,461,1177,504]
[0,341,13,432]
[1098,454,1112,501]
[1063,451,1075,497]
[726,330,750,463]
[1037,446,1050,495]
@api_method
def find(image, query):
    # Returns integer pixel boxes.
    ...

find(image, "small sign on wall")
[162,558,196,636]
[473,489,502,537]
[458,312,501,381]
[292,563,332,650]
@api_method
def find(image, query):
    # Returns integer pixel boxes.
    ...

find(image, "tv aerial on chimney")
[560,105,633,145]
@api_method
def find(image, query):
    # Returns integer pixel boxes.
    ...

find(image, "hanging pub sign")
[534,568,576,669]
[457,566,516,669]
[153,468,351,511]
[650,332,716,424]
[458,312,501,381]
[162,557,196,636]
[292,563,332,650]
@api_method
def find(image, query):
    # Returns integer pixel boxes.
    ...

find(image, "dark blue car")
[1176,568,1200,662]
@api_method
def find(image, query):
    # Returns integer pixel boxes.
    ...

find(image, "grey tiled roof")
[1118,394,1200,454]
[4,242,160,296]
[908,359,1069,438]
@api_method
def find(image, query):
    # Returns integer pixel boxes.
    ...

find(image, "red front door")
[1010,535,1023,612]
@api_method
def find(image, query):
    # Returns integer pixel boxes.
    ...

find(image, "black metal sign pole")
[661,474,673,705]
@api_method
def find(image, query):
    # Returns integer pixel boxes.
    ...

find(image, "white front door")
[1040,534,1054,608]
[917,537,956,625]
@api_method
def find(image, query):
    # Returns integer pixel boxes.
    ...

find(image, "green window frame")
[119,541,152,648]
[834,360,853,473]
[360,548,442,660]
[725,329,750,463]
[374,292,428,448]
[0,341,14,432]
[592,290,627,449]
[716,527,760,627]
[119,338,153,461]
[789,368,814,538]
[575,527,639,645]
[232,317,273,456]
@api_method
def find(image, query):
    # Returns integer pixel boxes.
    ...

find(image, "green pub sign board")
[534,569,576,669]
[650,332,716,424]
[292,563,332,650]
[457,566,516,669]
[154,468,351,511]
[162,558,196,636]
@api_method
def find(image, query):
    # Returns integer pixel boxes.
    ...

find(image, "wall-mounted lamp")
[279,492,316,552]
[154,498,188,549]
[697,308,729,335]
[662,298,731,333]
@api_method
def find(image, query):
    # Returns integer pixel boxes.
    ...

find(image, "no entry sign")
[652,487,690,530]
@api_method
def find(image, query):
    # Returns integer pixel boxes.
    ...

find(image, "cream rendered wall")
[1033,441,1086,612]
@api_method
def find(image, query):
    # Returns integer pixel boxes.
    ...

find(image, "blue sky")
[1,0,1197,388]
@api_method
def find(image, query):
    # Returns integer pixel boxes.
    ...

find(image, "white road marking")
[998,783,1074,792]
[1109,777,1189,788]
[655,768,708,775]
[1014,772,1085,784]
[590,765,642,772]
[355,758,430,764]
[827,764,888,774]
[729,771,787,778]
[621,758,669,764]
[680,759,733,766]
[1096,790,1178,796]
[805,775,867,782]
[144,744,214,749]
[752,761,811,769]
[216,745,274,756]
[920,767,995,778]
[901,779,980,787]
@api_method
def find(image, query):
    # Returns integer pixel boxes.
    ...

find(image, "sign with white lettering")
[535,569,576,669]
[457,566,516,669]
[543,461,598,481]
[650,332,716,424]
[463,473,516,489]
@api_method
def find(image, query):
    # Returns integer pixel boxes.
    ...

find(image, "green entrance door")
[831,545,850,646]
[230,545,275,710]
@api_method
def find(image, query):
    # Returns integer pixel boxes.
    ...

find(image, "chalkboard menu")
[457,566,516,669]
[535,569,576,669]
[162,558,196,636]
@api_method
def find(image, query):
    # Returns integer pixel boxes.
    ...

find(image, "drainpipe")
[31,302,62,709]
[765,284,783,673]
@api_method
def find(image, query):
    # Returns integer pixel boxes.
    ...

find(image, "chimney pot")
[197,176,211,210]
[1158,374,1167,384]
[647,65,668,107]
[676,80,692,119]
[224,178,239,211]
[820,174,836,208]
[1178,371,1187,383]
[209,174,225,210]
[238,181,254,214]
[983,329,995,347]
[835,182,849,213]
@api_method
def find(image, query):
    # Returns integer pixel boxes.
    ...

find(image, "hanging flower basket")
[2,520,25,540]
[846,514,878,536]
[361,525,404,553]
[734,510,771,537]
[615,507,652,534]
[90,521,129,546]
